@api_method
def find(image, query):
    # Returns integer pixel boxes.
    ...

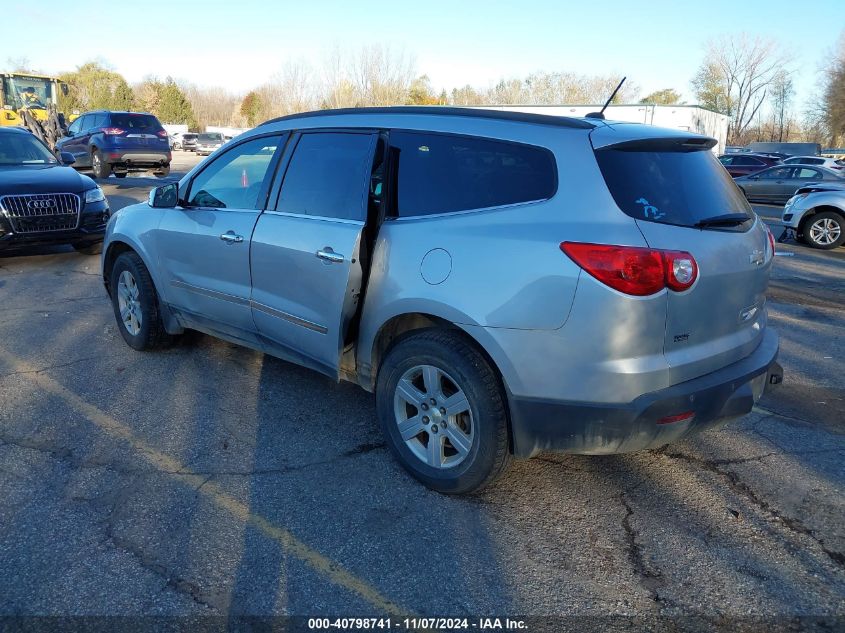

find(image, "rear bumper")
[509,328,782,457]
[105,149,170,168]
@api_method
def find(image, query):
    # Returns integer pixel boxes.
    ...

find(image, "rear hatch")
[108,113,169,149]
[197,134,223,148]
[592,130,773,382]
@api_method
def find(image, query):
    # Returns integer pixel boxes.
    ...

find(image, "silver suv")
[101,107,783,493]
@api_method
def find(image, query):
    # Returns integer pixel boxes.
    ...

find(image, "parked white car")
[783,182,845,249]
[782,156,844,172]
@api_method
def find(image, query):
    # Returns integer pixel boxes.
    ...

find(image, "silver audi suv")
[101,107,783,493]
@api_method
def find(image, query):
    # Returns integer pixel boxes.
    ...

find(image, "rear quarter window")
[594,146,752,227]
[390,131,556,217]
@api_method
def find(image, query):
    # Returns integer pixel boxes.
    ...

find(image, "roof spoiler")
[595,136,717,152]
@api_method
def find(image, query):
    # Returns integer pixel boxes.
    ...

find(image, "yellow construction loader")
[1,71,72,149]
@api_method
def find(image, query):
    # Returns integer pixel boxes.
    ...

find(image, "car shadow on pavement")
[220,351,515,616]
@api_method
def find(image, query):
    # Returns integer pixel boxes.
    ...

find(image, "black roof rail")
[259,106,596,130]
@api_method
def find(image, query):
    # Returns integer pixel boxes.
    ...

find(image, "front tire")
[110,252,174,350]
[803,211,844,249]
[91,149,111,179]
[376,329,510,494]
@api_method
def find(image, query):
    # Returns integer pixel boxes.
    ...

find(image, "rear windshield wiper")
[694,213,751,228]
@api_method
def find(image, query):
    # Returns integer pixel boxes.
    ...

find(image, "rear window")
[391,131,556,217]
[108,113,162,130]
[198,133,223,142]
[595,146,752,227]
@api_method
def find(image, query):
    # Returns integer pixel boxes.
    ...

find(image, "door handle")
[316,248,344,264]
[219,231,244,244]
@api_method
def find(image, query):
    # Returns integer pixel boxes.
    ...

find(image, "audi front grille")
[0,193,82,234]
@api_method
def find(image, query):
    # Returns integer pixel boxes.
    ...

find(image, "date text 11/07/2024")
[307,618,528,630]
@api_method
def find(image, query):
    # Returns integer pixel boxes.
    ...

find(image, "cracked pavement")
[0,188,843,623]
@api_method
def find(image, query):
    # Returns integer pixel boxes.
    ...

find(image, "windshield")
[198,133,223,142]
[2,75,55,109]
[594,146,753,228]
[0,132,58,166]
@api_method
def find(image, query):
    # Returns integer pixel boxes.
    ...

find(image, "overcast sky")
[6,0,844,109]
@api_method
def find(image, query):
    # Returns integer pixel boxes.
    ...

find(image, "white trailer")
[470,104,729,154]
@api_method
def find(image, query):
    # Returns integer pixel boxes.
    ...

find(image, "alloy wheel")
[393,364,474,469]
[809,217,841,246]
[117,270,142,335]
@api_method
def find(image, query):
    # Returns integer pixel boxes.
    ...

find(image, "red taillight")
[766,225,776,256]
[156,129,168,138]
[560,242,698,296]
[657,411,695,425]
[102,127,125,135]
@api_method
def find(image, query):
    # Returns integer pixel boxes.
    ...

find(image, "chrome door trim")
[170,279,249,306]
[250,300,327,334]
[260,209,365,226]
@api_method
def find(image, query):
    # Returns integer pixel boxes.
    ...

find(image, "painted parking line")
[0,346,409,617]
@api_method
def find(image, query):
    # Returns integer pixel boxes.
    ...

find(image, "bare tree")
[692,34,789,144]
[256,59,317,118]
[478,72,637,106]
[6,56,35,72]
[180,82,240,129]
[769,70,794,142]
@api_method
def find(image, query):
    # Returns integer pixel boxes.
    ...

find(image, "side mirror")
[59,151,75,165]
[149,182,179,208]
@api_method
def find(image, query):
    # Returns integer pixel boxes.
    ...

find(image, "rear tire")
[91,149,111,179]
[803,211,844,249]
[114,172,127,179]
[110,251,174,350]
[154,164,171,178]
[375,329,511,494]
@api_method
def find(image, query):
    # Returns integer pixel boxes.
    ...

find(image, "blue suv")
[56,111,171,179]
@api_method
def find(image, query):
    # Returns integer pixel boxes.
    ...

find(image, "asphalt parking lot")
[0,154,843,628]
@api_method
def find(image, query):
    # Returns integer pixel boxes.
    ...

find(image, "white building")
[470,104,729,153]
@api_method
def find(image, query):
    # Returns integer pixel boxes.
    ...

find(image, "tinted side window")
[718,156,733,165]
[391,131,556,217]
[277,132,375,221]
[67,118,81,135]
[795,168,821,179]
[77,115,93,132]
[187,135,282,209]
[760,167,792,179]
[90,113,108,129]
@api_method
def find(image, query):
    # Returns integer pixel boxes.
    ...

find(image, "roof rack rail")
[259,106,596,130]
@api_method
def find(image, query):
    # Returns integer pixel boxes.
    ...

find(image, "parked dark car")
[0,127,109,254]
[718,153,780,177]
[55,111,171,179]
[734,165,845,205]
